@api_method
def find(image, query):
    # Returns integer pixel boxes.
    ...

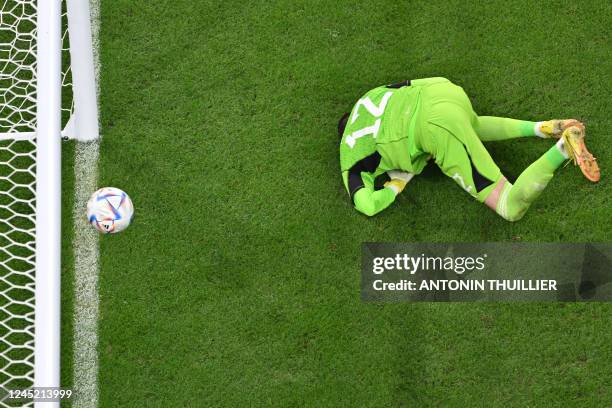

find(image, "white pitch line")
[72,0,101,407]
[72,141,100,408]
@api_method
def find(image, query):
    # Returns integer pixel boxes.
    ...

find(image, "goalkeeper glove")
[384,170,415,195]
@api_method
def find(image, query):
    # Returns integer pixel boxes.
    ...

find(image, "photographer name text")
[373,279,557,292]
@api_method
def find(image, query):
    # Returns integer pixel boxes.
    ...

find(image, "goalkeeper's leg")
[491,125,600,219]
[473,116,536,141]
[473,116,583,141]
[485,144,567,221]
[420,118,568,222]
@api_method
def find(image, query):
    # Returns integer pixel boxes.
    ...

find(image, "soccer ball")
[86,187,134,234]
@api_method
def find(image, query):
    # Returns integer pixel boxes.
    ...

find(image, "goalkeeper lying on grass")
[338,77,599,221]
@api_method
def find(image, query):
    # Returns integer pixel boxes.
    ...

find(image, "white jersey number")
[345,92,392,149]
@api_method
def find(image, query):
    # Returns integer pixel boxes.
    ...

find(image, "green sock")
[544,143,567,168]
[475,116,536,141]
[496,145,564,221]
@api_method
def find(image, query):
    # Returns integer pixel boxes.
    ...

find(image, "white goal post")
[34,0,62,405]
[0,0,99,406]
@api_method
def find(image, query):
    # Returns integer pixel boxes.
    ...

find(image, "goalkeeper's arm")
[346,169,414,217]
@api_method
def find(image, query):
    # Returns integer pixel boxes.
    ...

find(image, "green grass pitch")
[62,0,611,406]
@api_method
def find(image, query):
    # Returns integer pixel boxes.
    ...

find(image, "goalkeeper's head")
[337,112,349,140]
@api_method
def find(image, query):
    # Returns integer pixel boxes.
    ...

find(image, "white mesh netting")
[0,1,37,136]
[0,1,72,406]
[0,1,37,406]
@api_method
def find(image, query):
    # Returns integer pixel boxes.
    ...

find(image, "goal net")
[0,1,98,406]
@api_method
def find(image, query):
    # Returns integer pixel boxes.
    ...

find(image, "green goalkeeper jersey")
[340,77,444,216]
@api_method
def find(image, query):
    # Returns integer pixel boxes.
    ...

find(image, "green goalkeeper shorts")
[415,79,503,202]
